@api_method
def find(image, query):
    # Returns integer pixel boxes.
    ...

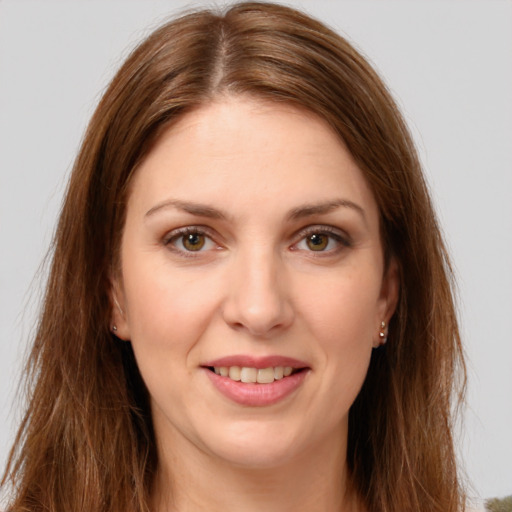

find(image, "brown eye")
[166,227,217,255]
[306,233,329,251]
[182,233,206,251]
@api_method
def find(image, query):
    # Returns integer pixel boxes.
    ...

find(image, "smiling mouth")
[206,366,305,384]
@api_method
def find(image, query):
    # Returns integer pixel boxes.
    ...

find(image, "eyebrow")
[287,199,366,223]
[145,199,230,220]
[145,198,366,223]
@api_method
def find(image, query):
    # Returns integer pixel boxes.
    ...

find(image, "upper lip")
[202,355,310,369]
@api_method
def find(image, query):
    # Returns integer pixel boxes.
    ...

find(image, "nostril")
[221,273,294,337]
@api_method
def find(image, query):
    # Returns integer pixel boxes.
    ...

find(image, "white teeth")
[257,367,275,384]
[212,365,299,383]
[240,367,257,383]
[228,366,241,381]
[274,366,284,380]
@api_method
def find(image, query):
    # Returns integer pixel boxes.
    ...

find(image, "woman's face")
[112,97,397,469]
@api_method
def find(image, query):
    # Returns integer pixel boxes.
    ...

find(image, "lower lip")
[204,369,309,407]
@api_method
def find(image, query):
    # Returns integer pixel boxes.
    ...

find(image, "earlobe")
[109,278,130,341]
[374,259,400,348]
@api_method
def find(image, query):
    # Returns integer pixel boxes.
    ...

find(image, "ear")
[109,275,131,341]
[373,258,400,348]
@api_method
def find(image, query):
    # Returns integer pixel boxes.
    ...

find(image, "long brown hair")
[2,3,466,511]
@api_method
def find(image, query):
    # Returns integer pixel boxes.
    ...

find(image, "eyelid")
[292,224,352,252]
[164,226,221,255]
[162,224,351,256]
[164,225,211,241]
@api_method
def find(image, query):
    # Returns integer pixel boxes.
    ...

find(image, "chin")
[214,443,297,470]
[200,419,312,470]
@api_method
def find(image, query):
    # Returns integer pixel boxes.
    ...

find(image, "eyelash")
[164,226,219,258]
[294,225,351,255]
[163,225,351,257]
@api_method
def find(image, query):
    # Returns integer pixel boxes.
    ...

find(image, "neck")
[151,427,363,512]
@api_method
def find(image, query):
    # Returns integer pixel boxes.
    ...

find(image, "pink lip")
[201,355,310,407]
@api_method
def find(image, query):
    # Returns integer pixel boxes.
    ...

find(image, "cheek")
[299,266,381,344]
[119,263,219,418]
[120,254,223,359]
[297,267,381,399]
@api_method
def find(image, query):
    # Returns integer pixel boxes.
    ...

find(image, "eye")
[165,228,217,253]
[305,233,330,251]
[182,232,206,251]
[294,227,350,253]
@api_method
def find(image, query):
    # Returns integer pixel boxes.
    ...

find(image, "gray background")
[1,0,511,505]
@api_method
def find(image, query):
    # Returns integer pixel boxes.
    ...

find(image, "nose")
[221,247,294,338]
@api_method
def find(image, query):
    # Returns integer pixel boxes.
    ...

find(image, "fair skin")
[112,97,398,512]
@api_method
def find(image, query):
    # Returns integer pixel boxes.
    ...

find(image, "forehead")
[128,96,379,224]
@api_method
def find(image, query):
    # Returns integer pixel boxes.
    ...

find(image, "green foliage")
[486,495,512,512]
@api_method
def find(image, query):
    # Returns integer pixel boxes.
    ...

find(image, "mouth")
[205,365,306,384]
[201,356,310,406]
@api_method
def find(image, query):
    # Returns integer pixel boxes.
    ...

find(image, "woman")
[1,2,467,511]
